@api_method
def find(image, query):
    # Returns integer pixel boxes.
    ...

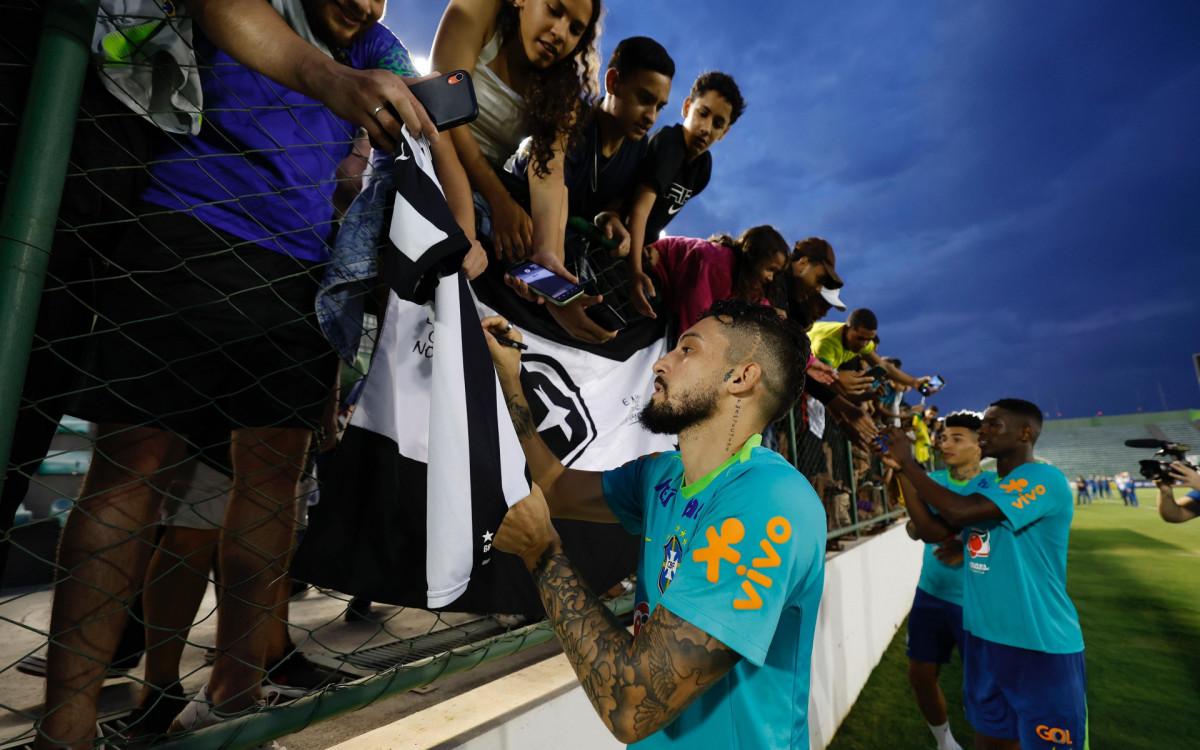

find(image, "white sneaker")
[169,683,264,733]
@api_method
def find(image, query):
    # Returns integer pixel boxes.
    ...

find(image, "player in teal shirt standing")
[481,300,825,748]
[884,399,1086,750]
[893,411,996,750]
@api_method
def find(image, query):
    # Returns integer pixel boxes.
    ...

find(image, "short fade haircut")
[608,36,675,80]
[944,411,982,432]
[990,398,1044,429]
[691,71,746,126]
[699,299,809,423]
[847,308,878,331]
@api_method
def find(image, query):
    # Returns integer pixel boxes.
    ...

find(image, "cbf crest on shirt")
[601,435,827,749]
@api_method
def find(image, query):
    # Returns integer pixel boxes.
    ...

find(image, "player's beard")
[639,383,720,435]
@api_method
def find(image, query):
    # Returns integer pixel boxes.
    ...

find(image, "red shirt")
[650,236,770,332]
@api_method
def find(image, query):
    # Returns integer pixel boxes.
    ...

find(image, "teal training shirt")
[961,462,1084,654]
[917,470,996,605]
[601,435,826,749]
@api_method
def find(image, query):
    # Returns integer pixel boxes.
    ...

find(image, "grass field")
[828,491,1200,750]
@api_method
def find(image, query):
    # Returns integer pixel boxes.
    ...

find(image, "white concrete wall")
[334,523,922,750]
[807,523,922,748]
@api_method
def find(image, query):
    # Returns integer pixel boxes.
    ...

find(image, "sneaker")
[343,596,373,623]
[15,654,136,680]
[263,650,344,697]
[168,683,262,734]
[119,683,187,739]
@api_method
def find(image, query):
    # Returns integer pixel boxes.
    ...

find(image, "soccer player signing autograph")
[481,300,825,748]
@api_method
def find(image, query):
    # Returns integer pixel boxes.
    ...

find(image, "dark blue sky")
[388,0,1200,418]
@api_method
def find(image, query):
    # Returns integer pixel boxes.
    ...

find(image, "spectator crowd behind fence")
[0,1,975,748]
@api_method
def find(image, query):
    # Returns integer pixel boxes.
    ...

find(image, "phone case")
[509,262,585,306]
[409,70,479,132]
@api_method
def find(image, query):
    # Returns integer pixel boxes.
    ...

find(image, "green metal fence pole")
[846,439,859,537]
[0,0,98,493]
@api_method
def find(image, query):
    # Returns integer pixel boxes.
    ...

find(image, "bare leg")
[141,526,219,694]
[36,425,181,750]
[262,573,297,668]
[207,427,309,712]
[908,659,948,725]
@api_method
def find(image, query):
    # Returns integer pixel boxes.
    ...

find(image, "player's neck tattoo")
[951,463,981,482]
[726,399,742,452]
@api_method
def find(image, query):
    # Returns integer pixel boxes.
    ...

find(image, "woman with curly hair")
[647,225,790,334]
[432,0,602,266]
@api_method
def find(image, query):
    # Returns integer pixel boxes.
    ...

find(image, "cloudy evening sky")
[388,0,1200,419]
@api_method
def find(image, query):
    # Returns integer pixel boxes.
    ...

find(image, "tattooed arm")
[535,547,739,742]
[496,489,739,743]
[481,316,615,523]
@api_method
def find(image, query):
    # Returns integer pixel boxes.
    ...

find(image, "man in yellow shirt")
[808,308,931,394]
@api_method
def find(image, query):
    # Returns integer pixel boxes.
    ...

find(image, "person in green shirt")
[808,308,931,396]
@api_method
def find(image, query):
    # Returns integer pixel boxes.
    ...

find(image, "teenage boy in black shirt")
[626,71,746,318]
[506,36,675,262]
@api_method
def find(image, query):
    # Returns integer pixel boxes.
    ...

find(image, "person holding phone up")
[431,0,603,269]
[807,308,934,398]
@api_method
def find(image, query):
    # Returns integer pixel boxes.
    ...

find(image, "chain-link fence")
[778,409,904,543]
[0,3,609,747]
[0,3,903,748]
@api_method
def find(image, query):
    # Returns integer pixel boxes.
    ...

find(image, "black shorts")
[69,205,337,433]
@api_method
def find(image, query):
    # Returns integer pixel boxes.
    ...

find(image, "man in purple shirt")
[35,2,459,746]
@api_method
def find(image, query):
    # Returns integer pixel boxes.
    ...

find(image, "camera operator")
[1155,462,1200,523]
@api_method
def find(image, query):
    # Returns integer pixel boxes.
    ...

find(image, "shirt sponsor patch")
[692,516,793,611]
[966,528,991,573]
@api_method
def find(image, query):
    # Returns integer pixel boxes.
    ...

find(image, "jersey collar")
[680,434,762,499]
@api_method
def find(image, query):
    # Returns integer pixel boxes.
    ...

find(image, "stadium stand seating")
[1035,409,1200,479]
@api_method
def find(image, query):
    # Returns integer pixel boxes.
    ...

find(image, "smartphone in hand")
[509,261,585,306]
[918,374,946,397]
[408,70,478,131]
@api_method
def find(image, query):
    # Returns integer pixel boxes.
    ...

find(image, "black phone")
[918,374,946,397]
[408,70,478,131]
[508,261,585,306]
[586,303,627,332]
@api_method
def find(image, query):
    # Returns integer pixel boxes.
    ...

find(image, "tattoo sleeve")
[532,548,739,743]
[505,392,537,440]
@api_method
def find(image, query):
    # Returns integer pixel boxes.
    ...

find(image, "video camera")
[1123,438,1197,482]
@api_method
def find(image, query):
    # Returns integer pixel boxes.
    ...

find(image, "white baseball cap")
[819,286,846,310]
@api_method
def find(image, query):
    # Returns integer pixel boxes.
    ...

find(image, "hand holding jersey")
[492,484,559,569]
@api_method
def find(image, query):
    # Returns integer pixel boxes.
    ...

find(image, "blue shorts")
[906,587,964,664]
[962,632,1087,748]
